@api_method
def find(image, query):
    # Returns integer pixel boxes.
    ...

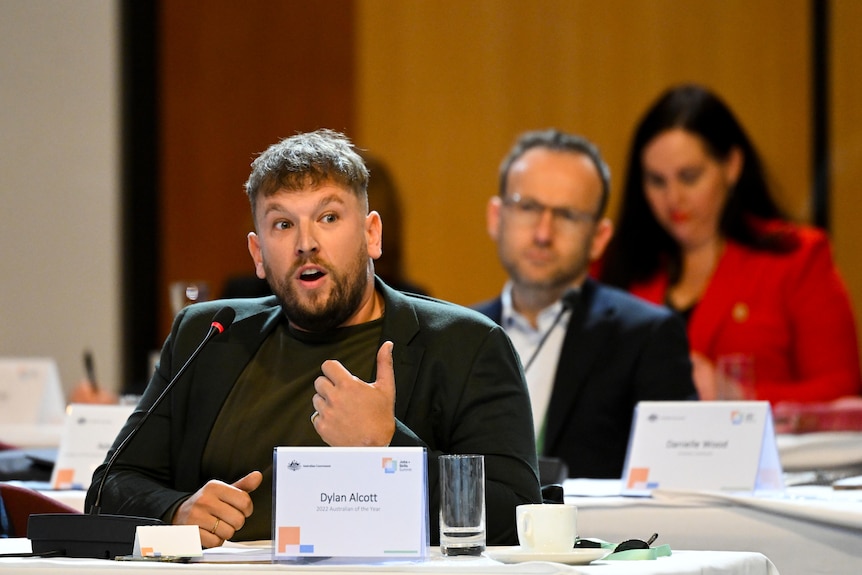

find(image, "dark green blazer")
[87,279,541,545]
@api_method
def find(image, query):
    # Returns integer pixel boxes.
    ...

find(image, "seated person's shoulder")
[592,280,677,322]
[790,223,832,255]
[175,296,279,329]
[753,219,831,258]
[469,296,500,318]
[392,290,501,332]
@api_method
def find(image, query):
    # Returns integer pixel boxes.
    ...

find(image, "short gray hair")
[499,128,611,217]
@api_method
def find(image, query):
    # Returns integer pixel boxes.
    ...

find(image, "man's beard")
[266,250,371,332]
[499,244,590,294]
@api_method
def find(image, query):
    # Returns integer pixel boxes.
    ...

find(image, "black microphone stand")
[27,308,235,559]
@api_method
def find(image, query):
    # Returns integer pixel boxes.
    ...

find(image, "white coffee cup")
[516,503,577,552]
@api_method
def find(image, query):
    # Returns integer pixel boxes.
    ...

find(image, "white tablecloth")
[0,424,63,448]
[565,479,862,575]
[0,543,777,575]
[24,430,862,574]
[776,432,862,471]
[37,487,85,511]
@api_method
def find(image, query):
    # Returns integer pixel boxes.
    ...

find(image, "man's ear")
[366,210,383,260]
[487,196,503,242]
[247,232,266,279]
[589,218,614,262]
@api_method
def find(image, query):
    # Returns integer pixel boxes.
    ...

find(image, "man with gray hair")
[88,129,541,547]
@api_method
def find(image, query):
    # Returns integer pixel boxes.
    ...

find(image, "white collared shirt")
[500,282,572,440]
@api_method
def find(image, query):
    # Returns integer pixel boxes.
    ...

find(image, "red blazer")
[629,225,862,404]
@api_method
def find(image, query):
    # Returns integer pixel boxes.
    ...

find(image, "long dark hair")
[601,84,795,289]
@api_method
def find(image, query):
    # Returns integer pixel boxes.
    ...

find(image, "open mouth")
[299,267,326,283]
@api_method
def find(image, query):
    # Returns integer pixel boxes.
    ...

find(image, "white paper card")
[621,401,784,495]
[133,525,202,558]
[50,403,135,489]
[273,446,428,560]
[0,358,65,425]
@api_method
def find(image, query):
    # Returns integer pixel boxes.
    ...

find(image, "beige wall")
[355,0,813,306]
[5,2,856,396]
[0,1,121,395]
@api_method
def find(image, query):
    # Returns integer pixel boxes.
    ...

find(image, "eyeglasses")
[501,193,598,231]
[575,533,659,552]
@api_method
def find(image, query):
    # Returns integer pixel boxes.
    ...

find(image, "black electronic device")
[27,307,235,559]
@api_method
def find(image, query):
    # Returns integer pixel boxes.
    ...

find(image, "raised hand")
[311,341,396,446]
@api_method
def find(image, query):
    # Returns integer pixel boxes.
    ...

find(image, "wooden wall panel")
[158,0,355,339]
[831,0,862,349]
[154,1,862,362]
[355,0,811,306]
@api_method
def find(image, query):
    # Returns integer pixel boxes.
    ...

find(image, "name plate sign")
[0,357,65,425]
[273,446,428,561]
[133,525,202,558]
[621,401,784,495]
[51,403,135,489]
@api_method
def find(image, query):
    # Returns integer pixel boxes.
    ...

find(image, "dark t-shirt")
[201,316,383,540]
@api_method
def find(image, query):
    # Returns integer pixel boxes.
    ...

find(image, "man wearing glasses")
[474,129,696,481]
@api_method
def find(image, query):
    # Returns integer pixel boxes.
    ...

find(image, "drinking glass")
[715,354,756,400]
[169,281,210,316]
[439,454,485,556]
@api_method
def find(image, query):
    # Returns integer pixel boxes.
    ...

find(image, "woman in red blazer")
[600,84,861,404]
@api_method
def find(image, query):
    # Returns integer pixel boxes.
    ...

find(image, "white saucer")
[485,546,611,565]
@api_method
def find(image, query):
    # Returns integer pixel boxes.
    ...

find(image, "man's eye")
[321,213,338,224]
[519,201,543,214]
[275,220,293,230]
[559,209,582,223]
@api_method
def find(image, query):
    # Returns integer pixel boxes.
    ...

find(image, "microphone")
[522,288,579,373]
[28,307,236,559]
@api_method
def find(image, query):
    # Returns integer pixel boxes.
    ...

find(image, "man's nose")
[295,225,319,254]
[533,208,556,243]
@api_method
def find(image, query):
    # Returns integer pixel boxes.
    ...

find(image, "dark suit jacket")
[473,278,695,479]
[87,280,541,545]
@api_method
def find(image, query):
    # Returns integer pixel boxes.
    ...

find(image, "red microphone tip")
[209,307,235,335]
